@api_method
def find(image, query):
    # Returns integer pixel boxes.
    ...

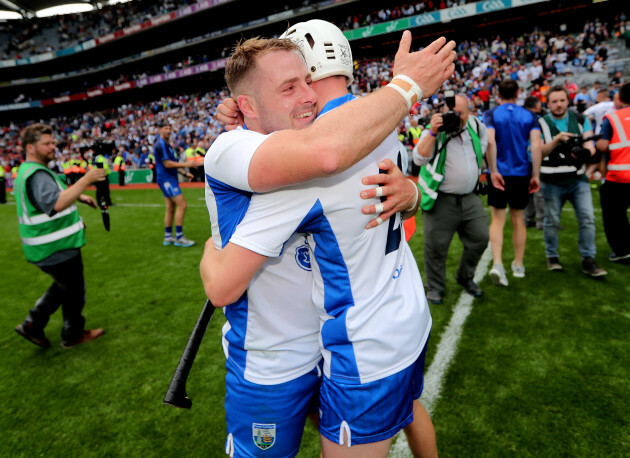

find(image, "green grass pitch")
[1,185,628,457]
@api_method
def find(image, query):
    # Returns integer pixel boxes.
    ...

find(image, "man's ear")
[237,94,257,119]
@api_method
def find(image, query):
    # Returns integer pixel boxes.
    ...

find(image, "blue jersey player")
[153,121,196,247]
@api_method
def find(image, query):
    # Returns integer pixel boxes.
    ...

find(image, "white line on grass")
[389,245,493,457]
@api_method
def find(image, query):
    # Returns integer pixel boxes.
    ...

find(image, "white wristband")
[405,179,419,212]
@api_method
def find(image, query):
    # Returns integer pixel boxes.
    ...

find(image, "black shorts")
[488,175,531,209]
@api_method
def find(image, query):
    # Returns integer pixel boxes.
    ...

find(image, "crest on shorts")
[253,423,276,450]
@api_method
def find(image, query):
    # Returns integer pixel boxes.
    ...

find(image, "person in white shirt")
[584,88,617,134]
[202,23,455,458]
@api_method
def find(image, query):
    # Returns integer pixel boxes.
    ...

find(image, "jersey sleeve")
[482,109,495,129]
[599,117,613,140]
[582,116,593,133]
[529,111,541,131]
[205,129,271,192]
[26,170,61,216]
[154,141,167,164]
[230,186,316,257]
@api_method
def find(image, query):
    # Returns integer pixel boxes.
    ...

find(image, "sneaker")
[61,329,105,348]
[489,264,509,286]
[547,257,563,271]
[609,252,630,263]
[163,236,176,246]
[456,278,483,297]
[15,322,51,348]
[511,261,526,278]
[426,289,443,305]
[582,257,607,277]
[174,236,195,247]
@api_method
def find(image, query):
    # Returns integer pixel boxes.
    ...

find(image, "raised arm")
[248,32,456,192]
[54,168,106,212]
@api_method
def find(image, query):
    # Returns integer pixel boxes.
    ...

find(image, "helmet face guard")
[280,20,354,86]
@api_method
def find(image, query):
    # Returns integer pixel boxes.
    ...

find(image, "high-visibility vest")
[418,118,483,211]
[12,166,19,178]
[603,106,630,183]
[408,126,423,146]
[14,162,85,263]
[113,155,126,171]
[92,155,110,174]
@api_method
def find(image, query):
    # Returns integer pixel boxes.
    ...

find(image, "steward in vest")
[407,117,423,146]
[412,94,490,305]
[185,139,205,181]
[596,81,630,262]
[13,123,107,349]
[539,85,607,277]
[113,152,126,186]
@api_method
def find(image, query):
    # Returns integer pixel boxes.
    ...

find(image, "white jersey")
[204,127,321,385]
[231,94,432,385]
[584,101,615,134]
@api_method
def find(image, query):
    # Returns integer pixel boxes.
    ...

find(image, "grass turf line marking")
[389,244,493,457]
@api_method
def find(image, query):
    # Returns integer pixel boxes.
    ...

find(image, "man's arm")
[529,129,542,193]
[53,168,106,212]
[485,128,504,191]
[248,32,456,192]
[200,238,267,308]
[413,114,442,163]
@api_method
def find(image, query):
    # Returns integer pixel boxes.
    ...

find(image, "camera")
[562,134,602,166]
[439,90,461,133]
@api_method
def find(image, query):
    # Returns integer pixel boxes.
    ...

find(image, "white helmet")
[280,19,354,86]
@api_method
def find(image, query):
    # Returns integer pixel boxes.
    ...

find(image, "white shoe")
[489,264,509,286]
[163,236,176,246]
[174,236,195,247]
[511,261,526,278]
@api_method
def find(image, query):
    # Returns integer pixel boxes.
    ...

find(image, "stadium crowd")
[5,12,626,106]
[2,13,628,177]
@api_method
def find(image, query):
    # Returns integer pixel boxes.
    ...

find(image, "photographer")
[413,93,492,304]
[539,85,607,277]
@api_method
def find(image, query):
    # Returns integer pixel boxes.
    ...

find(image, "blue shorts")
[224,363,321,457]
[158,178,182,198]
[319,340,428,446]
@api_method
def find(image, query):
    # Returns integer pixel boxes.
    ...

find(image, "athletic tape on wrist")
[405,179,419,212]
[387,74,423,110]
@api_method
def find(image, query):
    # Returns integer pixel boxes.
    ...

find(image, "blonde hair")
[225,37,302,97]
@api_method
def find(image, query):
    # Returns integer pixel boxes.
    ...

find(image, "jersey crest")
[295,245,312,271]
[252,423,276,450]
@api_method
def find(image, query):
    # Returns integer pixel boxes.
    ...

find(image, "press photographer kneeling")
[538,85,607,277]
[413,92,493,304]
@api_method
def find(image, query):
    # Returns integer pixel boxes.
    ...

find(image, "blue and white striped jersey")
[204,127,321,385]
[230,95,432,385]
